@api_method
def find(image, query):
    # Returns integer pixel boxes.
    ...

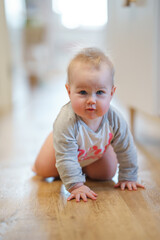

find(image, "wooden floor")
[0,75,160,240]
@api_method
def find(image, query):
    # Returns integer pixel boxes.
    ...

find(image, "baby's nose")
[87,95,96,104]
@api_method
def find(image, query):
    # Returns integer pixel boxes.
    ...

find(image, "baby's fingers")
[67,194,75,201]
[90,190,98,197]
[136,183,145,189]
[76,193,81,202]
[120,182,126,191]
[114,182,127,190]
[81,193,88,202]
[86,192,97,200]
[126,182,132,191]
[114,182,121,188]
[132,183,137,191]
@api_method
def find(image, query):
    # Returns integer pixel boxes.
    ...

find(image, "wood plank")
[0,158,160,240]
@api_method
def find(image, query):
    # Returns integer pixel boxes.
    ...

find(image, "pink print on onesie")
[78,133,113,162]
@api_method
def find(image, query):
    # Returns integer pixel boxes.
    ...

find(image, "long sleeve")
[53,103,86,190]
[108,107,138,182]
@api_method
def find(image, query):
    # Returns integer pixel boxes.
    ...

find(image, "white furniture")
[0,0,11,115]
[107,0,160,132]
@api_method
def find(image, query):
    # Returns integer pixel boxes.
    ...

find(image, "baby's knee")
[32,162,45,176]
[100,170,116,181]
[32,162,59,178]
[32,164,36,173]
[84,163,117,181]
[96,171,116,181]
[85,170,114,181]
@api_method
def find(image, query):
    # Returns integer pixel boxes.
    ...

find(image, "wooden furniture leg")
[129,107,136,138]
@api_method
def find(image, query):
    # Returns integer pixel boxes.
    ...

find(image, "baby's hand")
[67,185,98,202]
[114,181,145,191]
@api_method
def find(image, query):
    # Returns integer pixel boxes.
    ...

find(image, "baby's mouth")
[86,108,96,111]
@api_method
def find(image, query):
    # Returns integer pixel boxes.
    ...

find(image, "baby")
[32,47,145,202]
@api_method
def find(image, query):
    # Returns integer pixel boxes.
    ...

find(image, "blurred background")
[0,0,160,167]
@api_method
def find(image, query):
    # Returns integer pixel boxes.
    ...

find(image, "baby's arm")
[53,104,98,201]
[109,107,145,191]
[67,183,98,202]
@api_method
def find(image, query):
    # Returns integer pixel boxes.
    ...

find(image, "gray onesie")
[53,102,138,190]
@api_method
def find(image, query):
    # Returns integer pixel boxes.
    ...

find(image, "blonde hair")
[67,47,115,85]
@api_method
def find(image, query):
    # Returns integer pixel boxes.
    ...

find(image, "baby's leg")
[83,145,118,181]
[32,132,59,178]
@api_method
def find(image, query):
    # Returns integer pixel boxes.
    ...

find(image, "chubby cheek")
[70,97,84,115]
[98,100,111,115]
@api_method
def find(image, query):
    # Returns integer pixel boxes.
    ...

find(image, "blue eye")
[96,90,104,95]
[79,90,87,95]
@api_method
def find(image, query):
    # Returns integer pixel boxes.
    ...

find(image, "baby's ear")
[65,83,71,96]
[111,86,116,96]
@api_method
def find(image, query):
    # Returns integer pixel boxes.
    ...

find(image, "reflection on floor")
[0,74,160,240]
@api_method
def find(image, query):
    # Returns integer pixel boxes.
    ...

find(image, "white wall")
[0,0,12,115]
[106,0,160,116]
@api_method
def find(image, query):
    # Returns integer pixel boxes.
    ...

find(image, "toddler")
[32,47,145,202]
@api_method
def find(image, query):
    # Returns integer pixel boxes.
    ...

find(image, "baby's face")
[66,62,115,126]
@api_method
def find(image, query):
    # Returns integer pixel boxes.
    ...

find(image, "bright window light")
[4,0,26,28]
[52,0,108,29]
